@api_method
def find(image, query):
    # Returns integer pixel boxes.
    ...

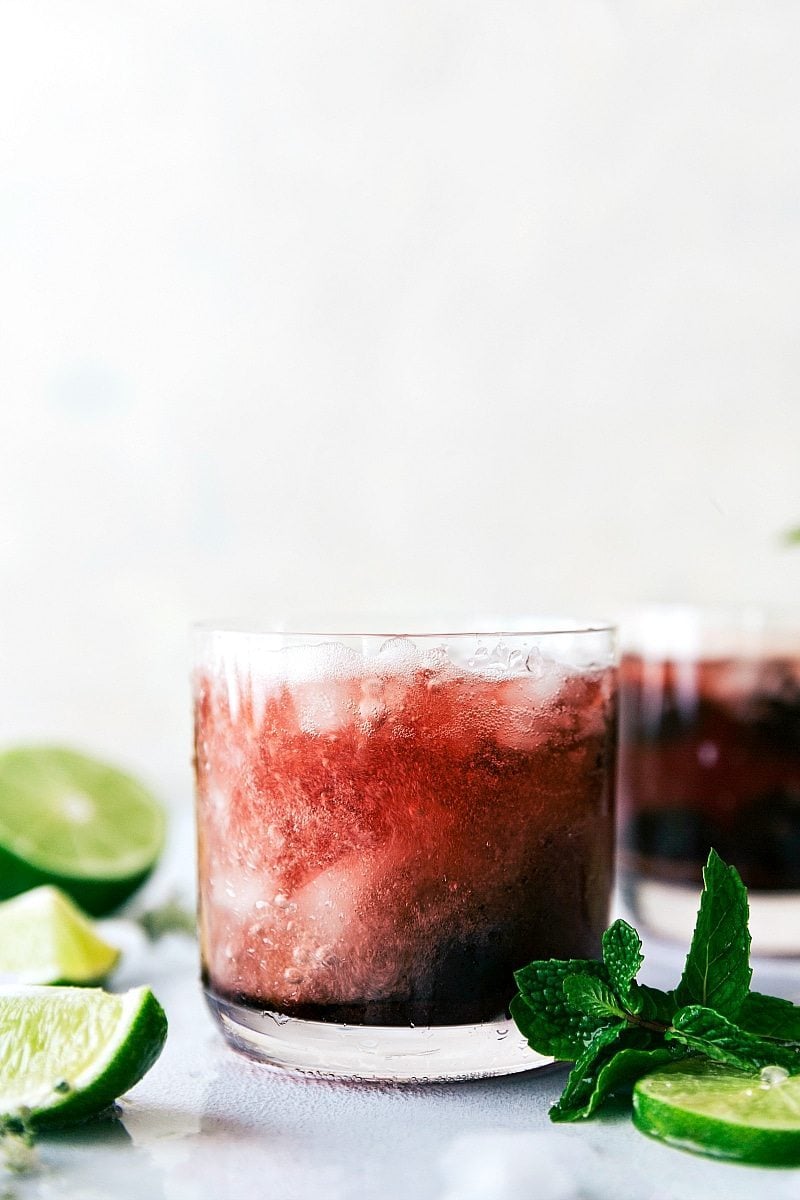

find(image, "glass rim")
[619,602,800,658]
[192,617,617,639]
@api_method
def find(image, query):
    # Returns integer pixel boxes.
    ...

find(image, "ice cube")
[357,672,414,729]
[377,636,425,674]
[208,867,268,919]
[290,860,361,939]
[276,641,363,682]
[490,673,568,751]
[270,852,405,1002]
[293,679,358,735]
[268,872,354,998]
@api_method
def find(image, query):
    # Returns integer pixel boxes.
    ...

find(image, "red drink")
[618,608,800,953]
[193,628,617,1078]
[620,654,800,891]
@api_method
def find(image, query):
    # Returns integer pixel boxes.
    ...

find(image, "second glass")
[619,606,800,955]
[194,623,617,1080]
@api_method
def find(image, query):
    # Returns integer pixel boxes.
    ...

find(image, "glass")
[619,606,800,955]
[193,622,617,1080]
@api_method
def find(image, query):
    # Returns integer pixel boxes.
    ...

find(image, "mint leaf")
[580,1045,676,1115]
[513,959,611,1059]
[738,992,800,1041]
[563,975,627,1022]
[549,1027,674,1121]
[550,1024,630,1121]
[629,983,676,1026]
[674,849,751,1018]
[602,920,644,1002]
[668,1006,800,1074]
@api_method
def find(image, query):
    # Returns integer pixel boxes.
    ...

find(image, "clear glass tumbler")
[193,622,617,1080]
[619,606,800,955]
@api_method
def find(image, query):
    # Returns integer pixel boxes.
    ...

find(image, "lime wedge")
[0,985,167,1127]
[0,747,166,915]
[0,886,120,985]
[633,1058,800,1165]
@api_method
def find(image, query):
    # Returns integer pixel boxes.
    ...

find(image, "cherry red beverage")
[618,608,800,953]
[620,654,800,890]
[193,626,617,1079]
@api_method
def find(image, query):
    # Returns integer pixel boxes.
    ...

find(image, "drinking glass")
[619,606,800,955]
[193,622,617,1080]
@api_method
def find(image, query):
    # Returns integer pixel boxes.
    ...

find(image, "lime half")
[0,985,167,1127]
[0,886,120,985]
[633,1058,800,1165]
[0,747,165,915]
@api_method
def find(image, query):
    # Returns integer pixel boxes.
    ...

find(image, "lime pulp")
[0,746,165,915]
[0,886,120,985]
[0,985,168,1127]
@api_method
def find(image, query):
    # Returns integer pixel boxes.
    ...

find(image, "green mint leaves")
[601,920,643,1002]
[509,959,612,1060]
[674,849,751,1016]
[511,850,800,1122]
[668,1007,800,1074]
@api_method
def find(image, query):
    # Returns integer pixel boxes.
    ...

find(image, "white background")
[2,1,800,806]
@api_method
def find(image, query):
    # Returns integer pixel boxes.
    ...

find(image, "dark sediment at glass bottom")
[622,787,800,891]
[204,926,601,1027]
[206,981,508,1026]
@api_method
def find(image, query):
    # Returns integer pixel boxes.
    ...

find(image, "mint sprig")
[511,850,800,1122]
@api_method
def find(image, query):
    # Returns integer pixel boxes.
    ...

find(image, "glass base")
[205,989,551,1082]
[623,874,800,956]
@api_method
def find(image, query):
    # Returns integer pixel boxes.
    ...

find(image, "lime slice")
[0,985,167,1127]
[633,1058,800,1165]
[0,886,120,985]
[0,747,166,915]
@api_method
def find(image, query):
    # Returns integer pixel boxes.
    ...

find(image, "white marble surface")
[6,912,800,1200]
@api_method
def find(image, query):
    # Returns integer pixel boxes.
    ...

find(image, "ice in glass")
[193,625,617,1078]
